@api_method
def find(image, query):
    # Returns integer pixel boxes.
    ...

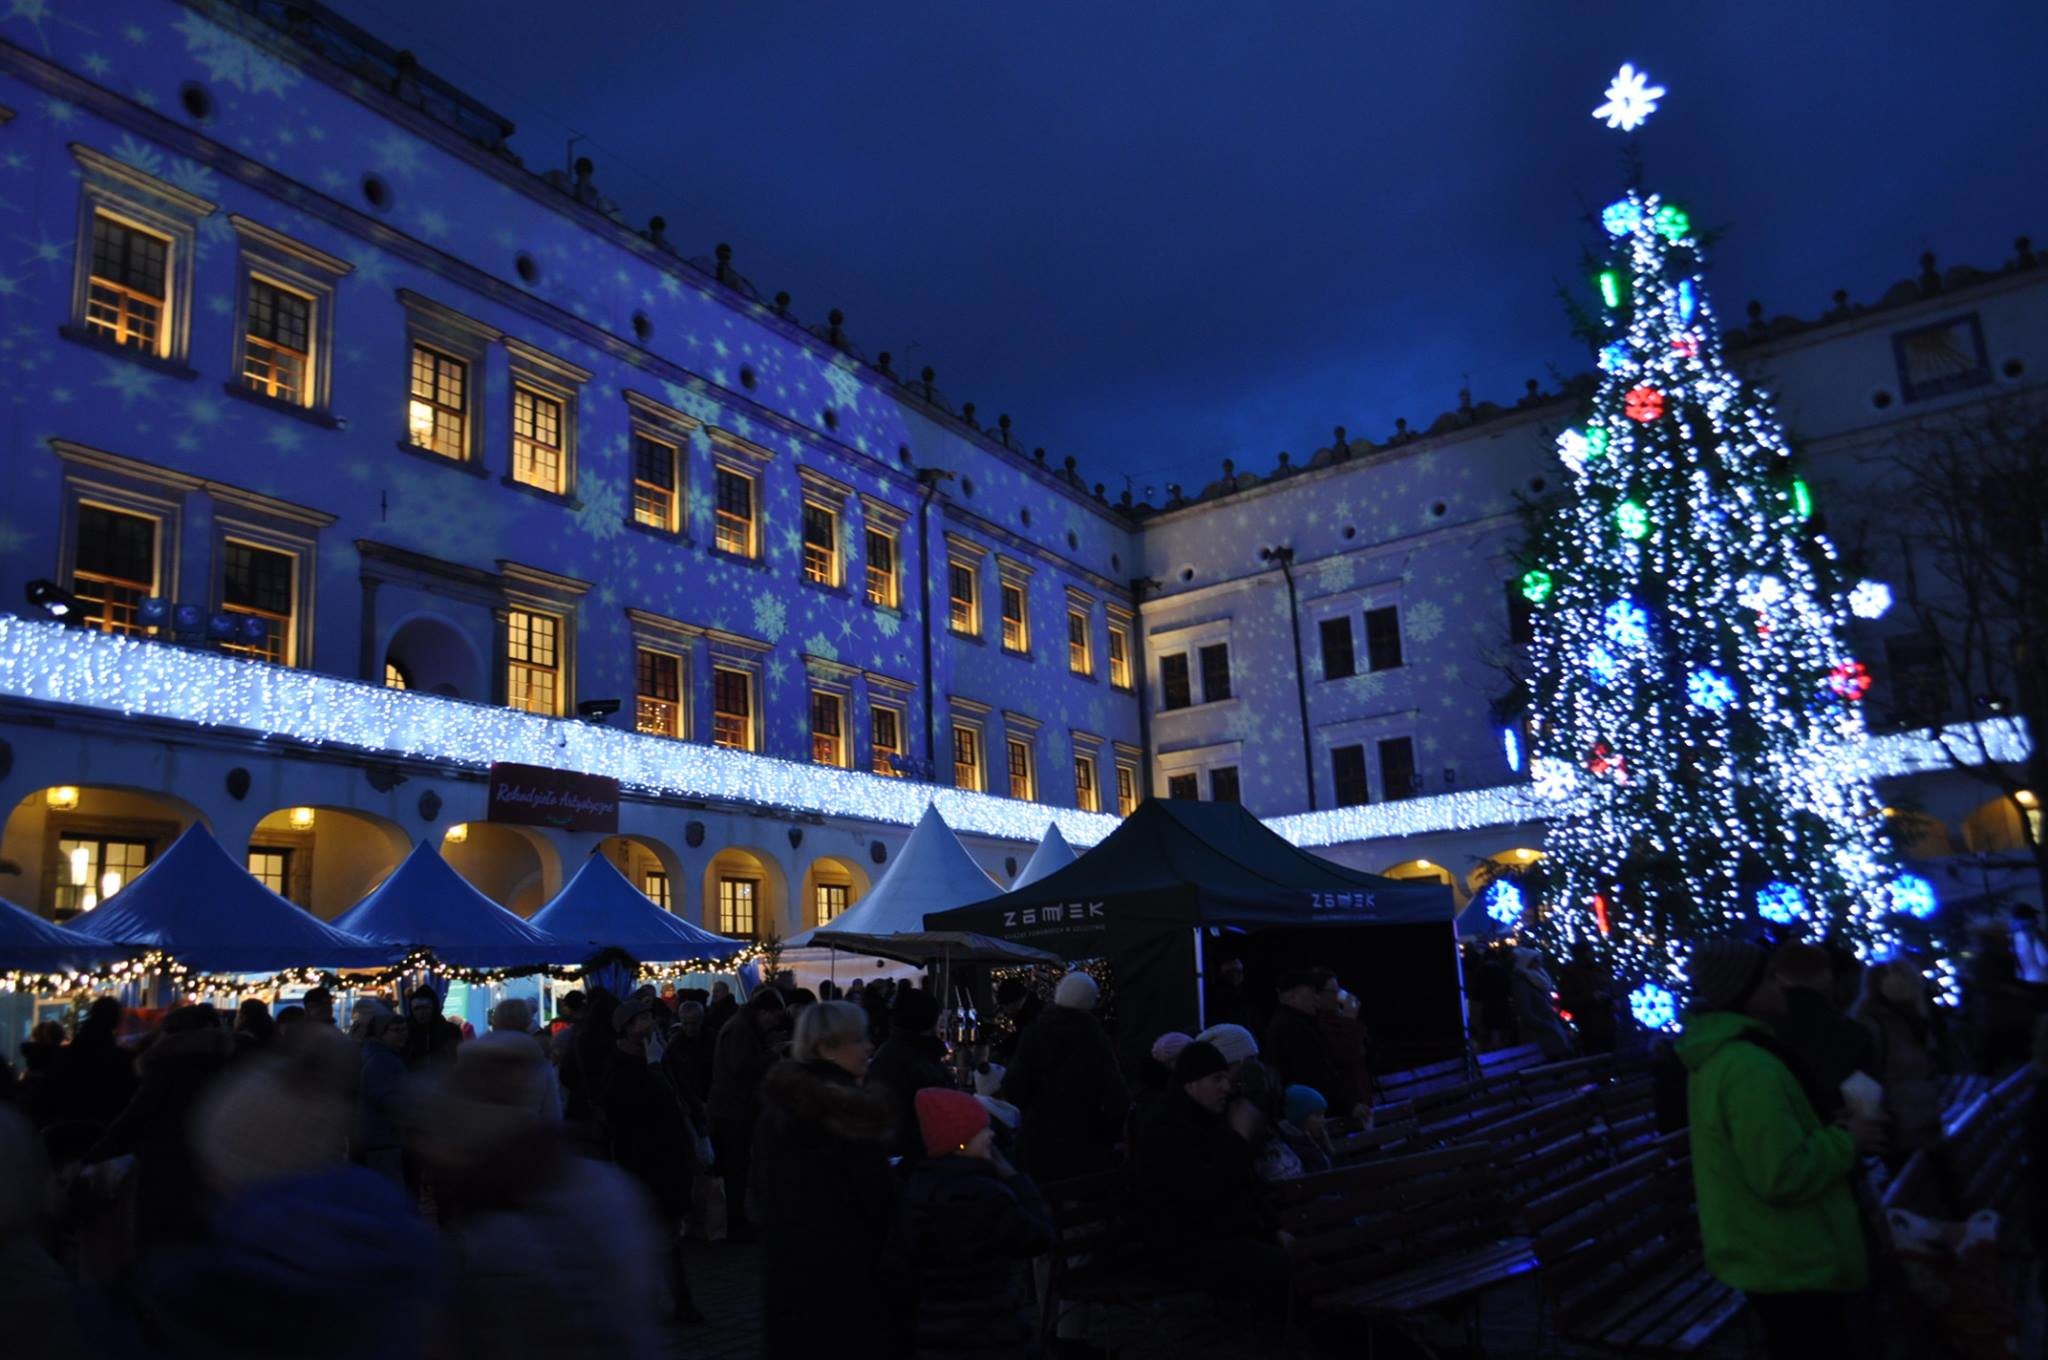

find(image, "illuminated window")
[644,871,671,911]
[54,835,150,918]
[952,723,983,791]
[636,648,682,737]
[1320,616,1356,680]
[1007,738,1034,801]
[1068,608,1091,675]
[872,704,903,776]
[811,689,846,767]
[248,847,292,900]
[1107,624,1132,690]
[802,502,838,586]
[865,528,897,607]
[948,560,978,634]
[241,276,311,405]
[1161,654,1193,711]
[1116,763,1137,817]
[511,386,565,493]
[632,433,679,531]
[84,212,169,354]
[1075,752,1099,812]
[718,876,759,938]
[1167,773,1199,801]
[712,666,753,750]
[506,609,562,715]
[72,503,157,637]
[816,882,849,924]
[1366,606,1403,671]
[220,539,296,665]
[1332,744,1370,807]
[1199,643,1232,702]
[408,343,467,458]
[1000,583,1029,653]
[384,662,408,690]
[714,467,756,557]
[1210,766,1240,804]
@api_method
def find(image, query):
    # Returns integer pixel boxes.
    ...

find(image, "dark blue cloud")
[327,0,2048,493]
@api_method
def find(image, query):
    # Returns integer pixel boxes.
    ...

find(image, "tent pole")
[1192,928,1207,1032]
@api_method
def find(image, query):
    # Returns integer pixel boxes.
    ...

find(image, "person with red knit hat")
[895,1088,1054,1359]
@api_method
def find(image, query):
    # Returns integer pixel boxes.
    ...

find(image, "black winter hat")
[1173,1040,1229,1084]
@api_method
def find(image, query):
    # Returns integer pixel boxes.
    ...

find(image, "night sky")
[323,0,2048,498]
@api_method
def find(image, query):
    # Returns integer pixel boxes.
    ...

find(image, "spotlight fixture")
[577,698,622,721]
[139,597,172,629]
[24,579,83,624]
[205,612,239,642]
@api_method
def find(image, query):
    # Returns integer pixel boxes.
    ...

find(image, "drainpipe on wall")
[1261,545,1317,811]
[1129,576,1160,800]
[915,468,955,775]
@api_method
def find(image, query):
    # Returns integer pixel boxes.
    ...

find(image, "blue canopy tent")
[0,896,138,976]
[531,854,744,995]
[334,841,587,970]
[71,823,398,972]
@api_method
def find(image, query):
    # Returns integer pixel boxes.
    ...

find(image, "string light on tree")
[1523,65,1903,985]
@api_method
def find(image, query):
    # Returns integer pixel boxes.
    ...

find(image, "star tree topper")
[1593,63,1666,132]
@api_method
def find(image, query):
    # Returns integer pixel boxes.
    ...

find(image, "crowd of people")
[3,927,2041,1359]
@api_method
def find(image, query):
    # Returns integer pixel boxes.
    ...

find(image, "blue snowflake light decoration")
[1604,599,1649,648]
[1687,668,1736,711]
[1502,724,1524,773]
[1888,873,1938,920]
[1755,881,1807,925]
[1530,757,1578,804]
[1592,64,1668,132]
[1601,199,1644,236]
[1587,645,1621,687]
[1600,342,1632,373]
[1630,982,1678,1031]
[1481,879,1526,928]
[1676,277,1697,324]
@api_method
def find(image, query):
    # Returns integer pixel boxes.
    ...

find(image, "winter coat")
[85,1025,234,1243]
[466,1029,561,1119]
[403,1014,463,1071]
[1261,1005,1352,1112]
[708,1012,782,1124]
[895,1156,1054,1360]
[1130,1087,1266,1248]
[51,1027,135,1129]
[1675,1010,1866,1294]
[1511,967,1577,1060]
[997,1004,1127,1181]
[1773,988,1875,1121]
[356,1041,409,1155]
[664,1026,718,1108]
[988,994,1043,1064]
[1858,1003,1944,1153]
[703,995,738,1033]
[1557,957,1619,1054]
[601,1047,699,1220]
[751,1060,907,1358]
[869,1031,956,1160]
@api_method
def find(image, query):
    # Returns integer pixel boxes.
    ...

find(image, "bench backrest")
[1277,1141,1515,1301]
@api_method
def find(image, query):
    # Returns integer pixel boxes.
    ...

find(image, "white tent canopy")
[785,802,1000,947]
[1011,820,1077,889]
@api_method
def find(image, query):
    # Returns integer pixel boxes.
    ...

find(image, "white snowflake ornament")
[1848,580,1893,620]
[1592,63,1666,133]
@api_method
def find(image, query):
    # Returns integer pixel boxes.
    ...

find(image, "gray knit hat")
[1686,937,1768,1012]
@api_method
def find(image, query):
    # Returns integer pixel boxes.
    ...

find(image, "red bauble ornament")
[1829,662,1872,701]
[1587,742,1627,780]
[1624,387,1665,422]
[1671,334,1699,358]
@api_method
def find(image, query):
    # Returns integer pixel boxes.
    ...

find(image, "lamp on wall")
[44,785,79,812]
[287,806,317,831]
[444,823,469,844]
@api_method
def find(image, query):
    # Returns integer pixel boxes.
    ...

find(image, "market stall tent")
[783,803,999,946]
[927,799,1461,1069]
[531,853,744,963]
[1011,820,1077,889]
[70,823,397,973]
[1,896,138,975]
[334,841,585,969]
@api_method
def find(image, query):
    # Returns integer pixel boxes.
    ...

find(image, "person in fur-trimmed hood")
[750,1000,910,1358]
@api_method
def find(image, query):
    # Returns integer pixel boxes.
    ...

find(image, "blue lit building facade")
[0,0,2039,948]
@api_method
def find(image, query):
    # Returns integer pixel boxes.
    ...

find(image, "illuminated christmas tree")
[1517,67,1930,1020]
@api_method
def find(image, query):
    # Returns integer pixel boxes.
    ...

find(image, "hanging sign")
[486,762,619,834]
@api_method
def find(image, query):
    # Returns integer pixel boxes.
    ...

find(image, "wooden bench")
[1327,1101,1421,1162]
[1037,1169,1194,1343]
[1526,1139,1745,1355]
[1272,1143,1537,1345]
[1374,1053,1472,1108]
[1947,1066,2034,1230]
[1453,1089,1616,1203]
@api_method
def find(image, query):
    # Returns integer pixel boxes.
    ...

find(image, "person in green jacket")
[1675,936,1886,1358]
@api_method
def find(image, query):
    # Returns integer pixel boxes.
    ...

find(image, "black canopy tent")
[926,800,1462,1070]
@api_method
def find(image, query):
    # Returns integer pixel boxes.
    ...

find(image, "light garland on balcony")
[0,618,1116,847]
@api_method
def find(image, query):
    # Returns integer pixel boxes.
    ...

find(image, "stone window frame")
[943,533,988,640]
[1003,709,1042,802]
[493,560,592,717]
[1112,740,1144,816]
[804,654,858,770]
[995,555,1035,657]
[67,143,216,370]
[858,494,909,612]
[707,430,774,562]
[705,628,770,752]
[1155,739,1245,804]
[1070,729,1104,813]
[949,695,993,792]
[1065,585,1097,678]
[796,465,855,592]
[626,607,704,741]
[1105,603,1136,692]
[623,389,701,540]
[227,214,352,418]
[865,670,914,777]
[209,511,321,669]
[398,289,501,471]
